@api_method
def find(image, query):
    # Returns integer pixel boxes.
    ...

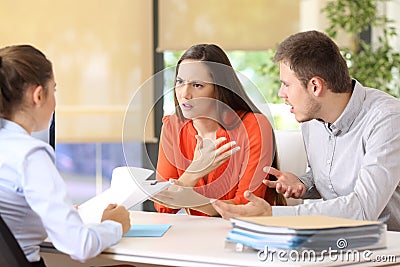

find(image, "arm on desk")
[152,184,234,216]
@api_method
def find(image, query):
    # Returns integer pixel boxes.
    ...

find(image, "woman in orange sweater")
[153,44,283,216]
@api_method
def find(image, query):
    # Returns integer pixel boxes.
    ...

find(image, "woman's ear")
[32,85,44,106]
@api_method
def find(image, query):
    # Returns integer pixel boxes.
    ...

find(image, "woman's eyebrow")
[176,76,207,83]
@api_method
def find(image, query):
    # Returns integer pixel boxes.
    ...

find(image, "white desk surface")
[41,211,400,267]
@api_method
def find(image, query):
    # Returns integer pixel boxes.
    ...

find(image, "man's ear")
[308,77,324,97]
[32,85,44,106]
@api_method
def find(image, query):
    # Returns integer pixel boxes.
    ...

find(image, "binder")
[226,215,386,252]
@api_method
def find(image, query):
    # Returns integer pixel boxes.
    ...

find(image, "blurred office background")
[1,0,399,209]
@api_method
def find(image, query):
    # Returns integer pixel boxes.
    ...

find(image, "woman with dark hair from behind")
[152,44,285,216]
[0,45,132,266]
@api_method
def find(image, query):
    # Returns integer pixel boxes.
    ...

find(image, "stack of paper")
[78,167,171,224]
[226,215,386,252]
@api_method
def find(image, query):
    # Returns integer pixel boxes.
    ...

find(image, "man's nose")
[278,85,286,98]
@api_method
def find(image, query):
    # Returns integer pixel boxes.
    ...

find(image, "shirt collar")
[0,119,30,135]
[329,79,365,136]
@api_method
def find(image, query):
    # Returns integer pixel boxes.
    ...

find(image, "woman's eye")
[193,83,203,88]
[175,79,183,86]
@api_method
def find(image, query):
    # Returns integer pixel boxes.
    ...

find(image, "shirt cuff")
[298,175,314,191]
[101,220,123,241]
[272,206,298,216]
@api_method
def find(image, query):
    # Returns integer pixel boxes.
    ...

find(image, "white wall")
[299,0,353,48]
[386,0,400,50]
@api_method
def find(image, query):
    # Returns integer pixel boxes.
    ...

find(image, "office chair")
[0,214,32,267]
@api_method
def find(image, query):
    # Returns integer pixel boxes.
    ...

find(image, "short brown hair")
[274,31,352,93]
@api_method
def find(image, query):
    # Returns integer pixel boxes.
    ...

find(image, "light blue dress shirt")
[0,119,122,262]
[272,80,400,231]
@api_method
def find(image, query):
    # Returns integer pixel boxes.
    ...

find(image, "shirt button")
[329,185,333,190]
[327,159,331,164]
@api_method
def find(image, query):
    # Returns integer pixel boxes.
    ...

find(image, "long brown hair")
[266,145,287,206]
[173,44,285,206]
[0,45,52,119]
[173,44,260,129]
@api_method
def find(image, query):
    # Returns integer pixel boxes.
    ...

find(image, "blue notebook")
[124,224,172,237]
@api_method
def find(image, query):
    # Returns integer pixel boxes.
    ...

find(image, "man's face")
[278,62,320,123]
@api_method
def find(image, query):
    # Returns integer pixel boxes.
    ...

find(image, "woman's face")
[175,59,216,119]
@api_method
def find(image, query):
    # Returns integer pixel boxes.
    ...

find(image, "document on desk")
[124,224,172,237]
[78,167,171,224]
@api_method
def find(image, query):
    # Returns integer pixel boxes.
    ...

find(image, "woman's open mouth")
[181,103,193,110]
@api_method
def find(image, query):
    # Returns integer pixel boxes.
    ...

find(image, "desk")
[41,211,400,267]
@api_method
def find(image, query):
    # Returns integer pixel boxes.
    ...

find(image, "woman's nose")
[181,83,192,99]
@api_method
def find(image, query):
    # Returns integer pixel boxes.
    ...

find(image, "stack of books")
[226,215,386,252]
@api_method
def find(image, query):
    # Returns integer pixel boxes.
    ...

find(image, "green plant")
[258,49,281,103]
[323,0,400,97]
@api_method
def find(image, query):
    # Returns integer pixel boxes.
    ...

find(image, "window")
[56,143,143,205]
[0,0,154,205]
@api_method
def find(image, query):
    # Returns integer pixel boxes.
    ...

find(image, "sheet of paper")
[124,224,172,237]
[78,167,170,224]
[111,166,154,186]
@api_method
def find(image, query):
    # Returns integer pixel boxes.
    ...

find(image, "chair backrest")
[0,215,32,267]
[274,130,307,176]
[274,130,308,206]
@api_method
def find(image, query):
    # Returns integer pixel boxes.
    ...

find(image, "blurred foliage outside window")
[323,0,400,97]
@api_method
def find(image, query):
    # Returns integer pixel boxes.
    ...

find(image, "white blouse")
[0,119,122,262]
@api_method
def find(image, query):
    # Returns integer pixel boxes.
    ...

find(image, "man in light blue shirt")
[212,30,400,231]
